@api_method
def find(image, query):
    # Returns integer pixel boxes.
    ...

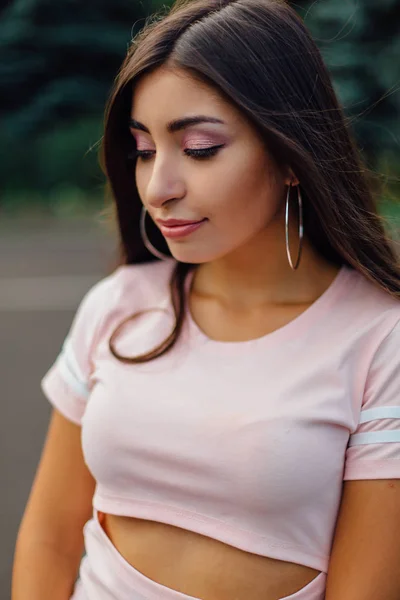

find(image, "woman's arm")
[325,479,400,600]
[12,408,96,600]
[12,541,82,600]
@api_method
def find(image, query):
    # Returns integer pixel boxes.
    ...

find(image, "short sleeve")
[41,277,112,426]
[344,317,400,480]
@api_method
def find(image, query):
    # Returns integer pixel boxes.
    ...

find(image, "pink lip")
[157,218,203,226]
[159,219,207,239]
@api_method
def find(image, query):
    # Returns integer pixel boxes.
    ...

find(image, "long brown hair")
[100,0,400,364]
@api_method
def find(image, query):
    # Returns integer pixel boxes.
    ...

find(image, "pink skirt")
[70,509,326,600]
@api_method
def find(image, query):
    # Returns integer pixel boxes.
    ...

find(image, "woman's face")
[130,66,291,264]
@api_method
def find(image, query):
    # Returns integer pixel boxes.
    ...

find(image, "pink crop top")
[41,258,400,573]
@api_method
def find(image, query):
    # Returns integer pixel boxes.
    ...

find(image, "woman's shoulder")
[73,258,176,321]
[342,265,400,330]
[114,257,177,281]
[112,257,177,300]
[89,257,177,314]
[69,258,177,344]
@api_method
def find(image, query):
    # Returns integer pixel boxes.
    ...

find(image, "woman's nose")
[145,157,185,210]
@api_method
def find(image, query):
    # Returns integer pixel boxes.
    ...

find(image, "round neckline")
[184,264,352,353]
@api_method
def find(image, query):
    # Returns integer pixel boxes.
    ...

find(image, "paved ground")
[1,216,115,598]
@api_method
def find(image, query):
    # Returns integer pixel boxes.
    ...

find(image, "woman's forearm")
[12,536,81,600]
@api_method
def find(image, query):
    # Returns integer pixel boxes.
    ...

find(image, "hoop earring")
[140,206,170,261]
[285,183,303,270]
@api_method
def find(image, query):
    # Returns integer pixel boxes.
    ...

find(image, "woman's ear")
[284,169,300,187]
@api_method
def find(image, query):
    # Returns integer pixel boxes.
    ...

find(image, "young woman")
[12,0,400,599]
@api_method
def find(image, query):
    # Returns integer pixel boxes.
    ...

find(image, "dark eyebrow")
[129,115,226,134]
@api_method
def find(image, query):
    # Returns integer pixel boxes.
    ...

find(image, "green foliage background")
[0,0,399,221]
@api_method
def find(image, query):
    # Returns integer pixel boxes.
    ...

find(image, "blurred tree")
[292,0,400,169]
[0,0,154,137]
[0,0,155,201]
[0,0,398,205]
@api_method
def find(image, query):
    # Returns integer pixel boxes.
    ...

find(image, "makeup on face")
[129,114,233,149]
[131,128,230,152]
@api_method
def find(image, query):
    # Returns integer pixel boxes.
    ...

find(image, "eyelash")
[128,144,225,162]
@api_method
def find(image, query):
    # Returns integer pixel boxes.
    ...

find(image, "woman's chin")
[160,240,205,263]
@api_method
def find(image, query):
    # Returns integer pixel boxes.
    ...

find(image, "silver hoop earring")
[140,206,170,261]
[285,183,303,270]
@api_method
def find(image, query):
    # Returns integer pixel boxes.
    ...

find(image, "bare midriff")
[97,511,321,600]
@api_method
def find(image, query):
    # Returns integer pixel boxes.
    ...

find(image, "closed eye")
[128,144,225,162]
